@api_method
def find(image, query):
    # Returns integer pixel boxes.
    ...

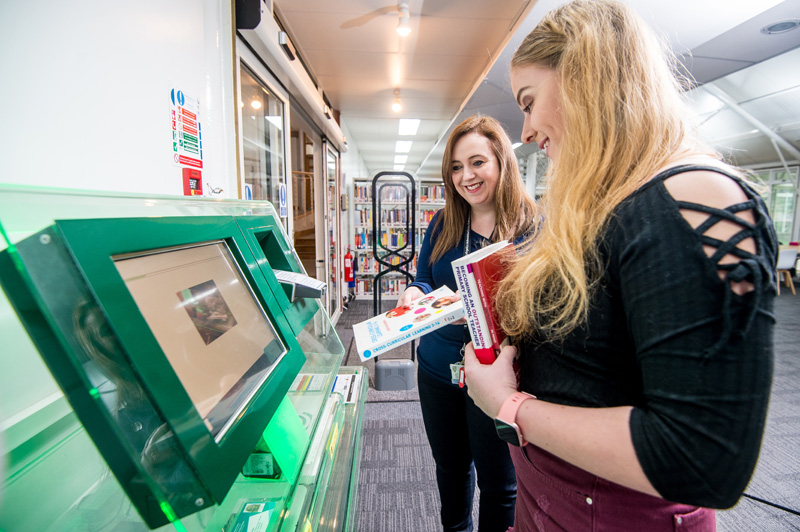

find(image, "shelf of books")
[418,180,446,255]
[351,178,445,299]
[352,179,373,300]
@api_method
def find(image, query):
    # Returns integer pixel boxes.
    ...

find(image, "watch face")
[494,419,522,446]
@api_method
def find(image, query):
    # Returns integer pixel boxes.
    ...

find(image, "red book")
[451,240,514,364]
[469,242,515,354]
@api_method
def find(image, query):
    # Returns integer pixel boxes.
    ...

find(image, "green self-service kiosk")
[0,187,366,531]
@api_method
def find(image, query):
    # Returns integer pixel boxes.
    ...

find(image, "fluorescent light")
[395,140,412,153]
[394,164,405,171]
[512,142,522,149]
[394,154,408,164]
[399,119,420,136]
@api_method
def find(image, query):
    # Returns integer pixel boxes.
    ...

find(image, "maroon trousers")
[509,443,716,532]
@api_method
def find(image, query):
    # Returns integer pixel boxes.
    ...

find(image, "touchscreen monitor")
[113,240,287,441]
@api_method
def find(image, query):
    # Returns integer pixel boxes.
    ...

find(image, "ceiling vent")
[760,19,800,35]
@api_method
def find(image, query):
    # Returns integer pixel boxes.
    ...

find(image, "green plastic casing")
[0,214,308,528]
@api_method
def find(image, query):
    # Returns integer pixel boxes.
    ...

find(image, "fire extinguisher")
[344,248,354,284]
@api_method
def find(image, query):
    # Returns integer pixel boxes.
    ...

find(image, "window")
[753,166,798,244]
[240,63,287,218]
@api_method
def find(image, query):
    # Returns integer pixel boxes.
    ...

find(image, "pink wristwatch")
[494,391,536,446]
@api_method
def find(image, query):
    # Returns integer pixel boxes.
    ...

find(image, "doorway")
[292,131,316,276]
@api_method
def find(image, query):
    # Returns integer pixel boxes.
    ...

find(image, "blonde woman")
[397,115,537,531]
[464,1,777,531]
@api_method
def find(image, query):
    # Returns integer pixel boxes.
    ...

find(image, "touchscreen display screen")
[113,240,286,441]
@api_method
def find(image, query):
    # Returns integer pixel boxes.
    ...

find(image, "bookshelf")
[417,179,447,262]
[351,177,446,300]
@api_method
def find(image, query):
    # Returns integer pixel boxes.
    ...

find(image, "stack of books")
[451,241,515,364]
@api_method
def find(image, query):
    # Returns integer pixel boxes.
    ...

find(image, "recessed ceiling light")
[394,164,405,171]
[396,140,412,153]
[394,154,408,164]
[399,119,420,136]
[760,19,800,34]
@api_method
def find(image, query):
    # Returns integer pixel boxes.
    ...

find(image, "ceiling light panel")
[399,119,420,136]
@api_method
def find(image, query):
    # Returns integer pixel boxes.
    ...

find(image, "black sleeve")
[621,183,776,508]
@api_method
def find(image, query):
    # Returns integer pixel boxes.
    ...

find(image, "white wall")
[0,0,238,198]
[340,120,370,251]
[0,2,238,529]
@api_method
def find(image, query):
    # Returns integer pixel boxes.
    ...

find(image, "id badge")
[450,362,464,385]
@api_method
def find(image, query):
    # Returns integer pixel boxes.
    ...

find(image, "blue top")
[409,210,527,384]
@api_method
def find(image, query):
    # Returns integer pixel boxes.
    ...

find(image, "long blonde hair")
[431,115,538,262]
[496,0,712,340]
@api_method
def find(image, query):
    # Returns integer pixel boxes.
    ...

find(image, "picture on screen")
[177,279,238,345]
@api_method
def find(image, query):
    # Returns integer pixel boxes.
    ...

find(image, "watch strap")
[495,391,535,446]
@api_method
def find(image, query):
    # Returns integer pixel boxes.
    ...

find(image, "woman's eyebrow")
[515,86,529,105]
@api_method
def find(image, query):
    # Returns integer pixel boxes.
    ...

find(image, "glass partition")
[326,144,341,317]
[753,166,798,244]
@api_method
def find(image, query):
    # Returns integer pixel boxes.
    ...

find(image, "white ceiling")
[274,0,800,182]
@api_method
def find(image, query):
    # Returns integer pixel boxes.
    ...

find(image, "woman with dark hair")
[464,1,777,530]
[396,114,538,531]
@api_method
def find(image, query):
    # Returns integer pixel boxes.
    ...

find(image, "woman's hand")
[450,290,467,325]
[396,286,425,308]
[464,342,519,418]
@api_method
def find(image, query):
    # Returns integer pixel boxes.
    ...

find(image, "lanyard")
[464,212,471,256]
[464,212,494,256]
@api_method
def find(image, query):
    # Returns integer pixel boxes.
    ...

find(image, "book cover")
[452,260,491,355]
[451,240,512,364]
[469,242,515,354]
[352,286,464,362]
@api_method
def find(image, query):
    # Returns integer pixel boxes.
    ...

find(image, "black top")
[517,165,778,508]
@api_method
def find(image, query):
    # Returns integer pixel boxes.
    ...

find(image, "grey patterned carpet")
[336,287,800,531]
